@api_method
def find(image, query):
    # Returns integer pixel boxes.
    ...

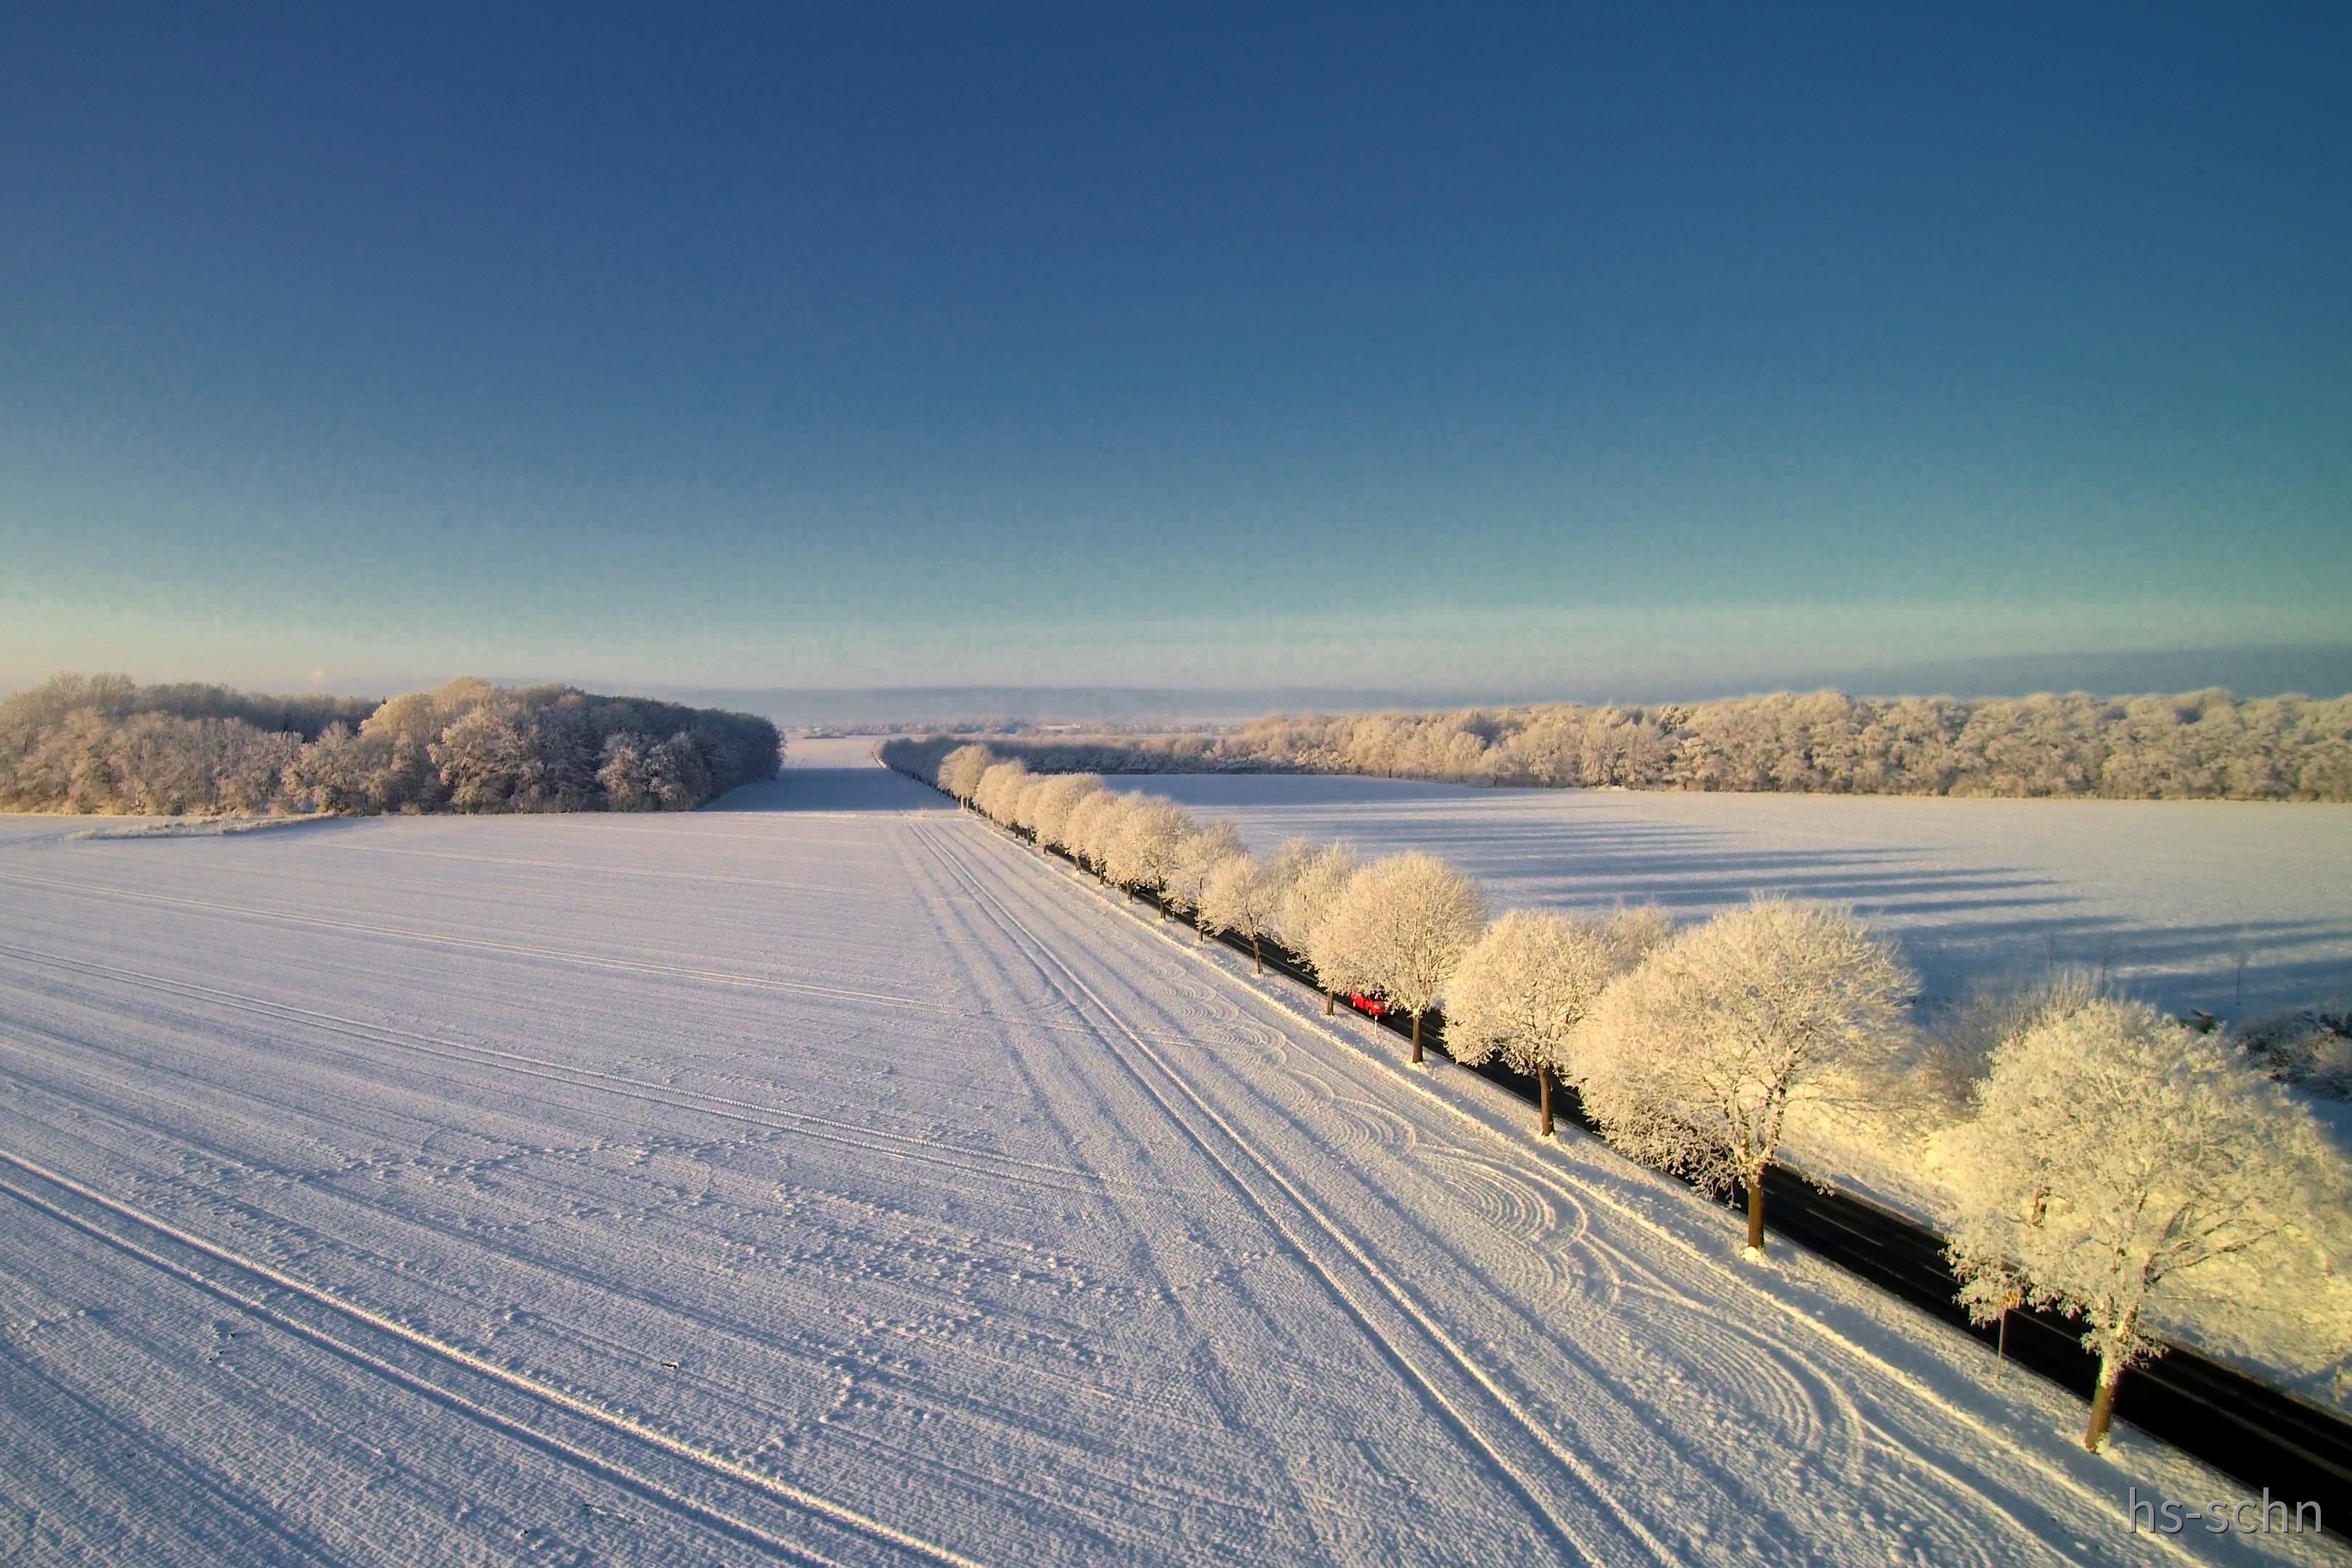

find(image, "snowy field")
[0,740,2331,1564]
[1098,773,2352,1021]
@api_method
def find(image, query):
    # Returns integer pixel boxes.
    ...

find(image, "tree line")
[921,687,2352,800]
[0,673,782,816]
[887,735,2352,1453]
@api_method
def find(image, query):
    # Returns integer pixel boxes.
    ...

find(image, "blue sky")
[4,4,2347,698]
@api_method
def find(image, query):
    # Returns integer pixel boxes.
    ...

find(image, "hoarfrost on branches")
[1316,851,1490,1062]
[1163,819,1246,932]
[1273,840,1360,1014]
[1445,907,1671,1135]
[1576,899,1912,1255]
[1101,794,1191,899]
[1943,996,2352,1449]
[1201,854,1281,971]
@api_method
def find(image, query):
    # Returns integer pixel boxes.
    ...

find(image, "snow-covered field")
[0,741,2330,1564]
[1099,773,2352,1021]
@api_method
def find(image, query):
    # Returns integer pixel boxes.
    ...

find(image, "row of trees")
[0,674,782,816]
[891,737,2351,1452]
[920,687,2352,800]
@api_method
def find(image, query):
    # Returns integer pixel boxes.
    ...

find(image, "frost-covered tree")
[283,722,389,814]
[1316,852,1490,1063]
[0,673,772,817]
[596,731,656,810]
[1026,773,1105,852]
[973,759,1031,823]
[1577,899,1912,1256]
[1060,788,1124,871]
[1274,839,1360,1014]
[935,744,997,805]
[1163,819,1245,936]
[1101,795,1192,904]
[1919,969,2106,1119]
[1201,853,1280,971]
[1005,773,1051,835]
[431,704,545,812]
[1446,907,1670,1136]
[642,732,712,810]
[1943,997,2352,1450]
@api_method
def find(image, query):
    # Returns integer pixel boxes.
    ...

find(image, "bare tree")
[1577,899,1912,1257]
[1945,997,2352,1451]
[1316,851,1490,1063]
[1447,907,1670,1136]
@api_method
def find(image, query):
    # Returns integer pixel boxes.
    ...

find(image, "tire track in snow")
[0,879,1214,1054]
[0,1146,990,1568]
[0,1023,1238,1568]
[883,822,1349,1566]
[910,820,1682,1568]
[944,845,1818,1539]
[0,939,1153,1199]
[920,814,2205,1568]
[0,870,961,1018]
[1032,846,2227,1568]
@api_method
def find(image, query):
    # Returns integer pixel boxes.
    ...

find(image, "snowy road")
[0,743,2327,1564]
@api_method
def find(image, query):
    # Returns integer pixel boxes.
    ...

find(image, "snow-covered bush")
[2237,1007,2352,1101]
[1273,839,1358,1013]
[1200,853,1281,971]
[1445,907,1670,1135]
[1576,899,1913,1257]
[1162,820,1245,935]
[1943,997,2352,1450]
[1315,851,1490,1063]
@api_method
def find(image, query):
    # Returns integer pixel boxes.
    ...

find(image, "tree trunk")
[1251,934,1262,974]
[1410,1010,1424,1064]
[1324,991,1336,1016]
[1744,1173,1766,1254]
[2083,1351,2125,1451]
[1538,1063,1553,1138]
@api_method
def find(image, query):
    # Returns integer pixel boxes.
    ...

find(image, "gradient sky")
[4,4,2348,697]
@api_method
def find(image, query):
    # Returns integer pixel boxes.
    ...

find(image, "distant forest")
[907,690,2352,801]
[0,674,782,816]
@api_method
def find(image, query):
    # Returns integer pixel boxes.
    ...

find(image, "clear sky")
[4,4,2348,698]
